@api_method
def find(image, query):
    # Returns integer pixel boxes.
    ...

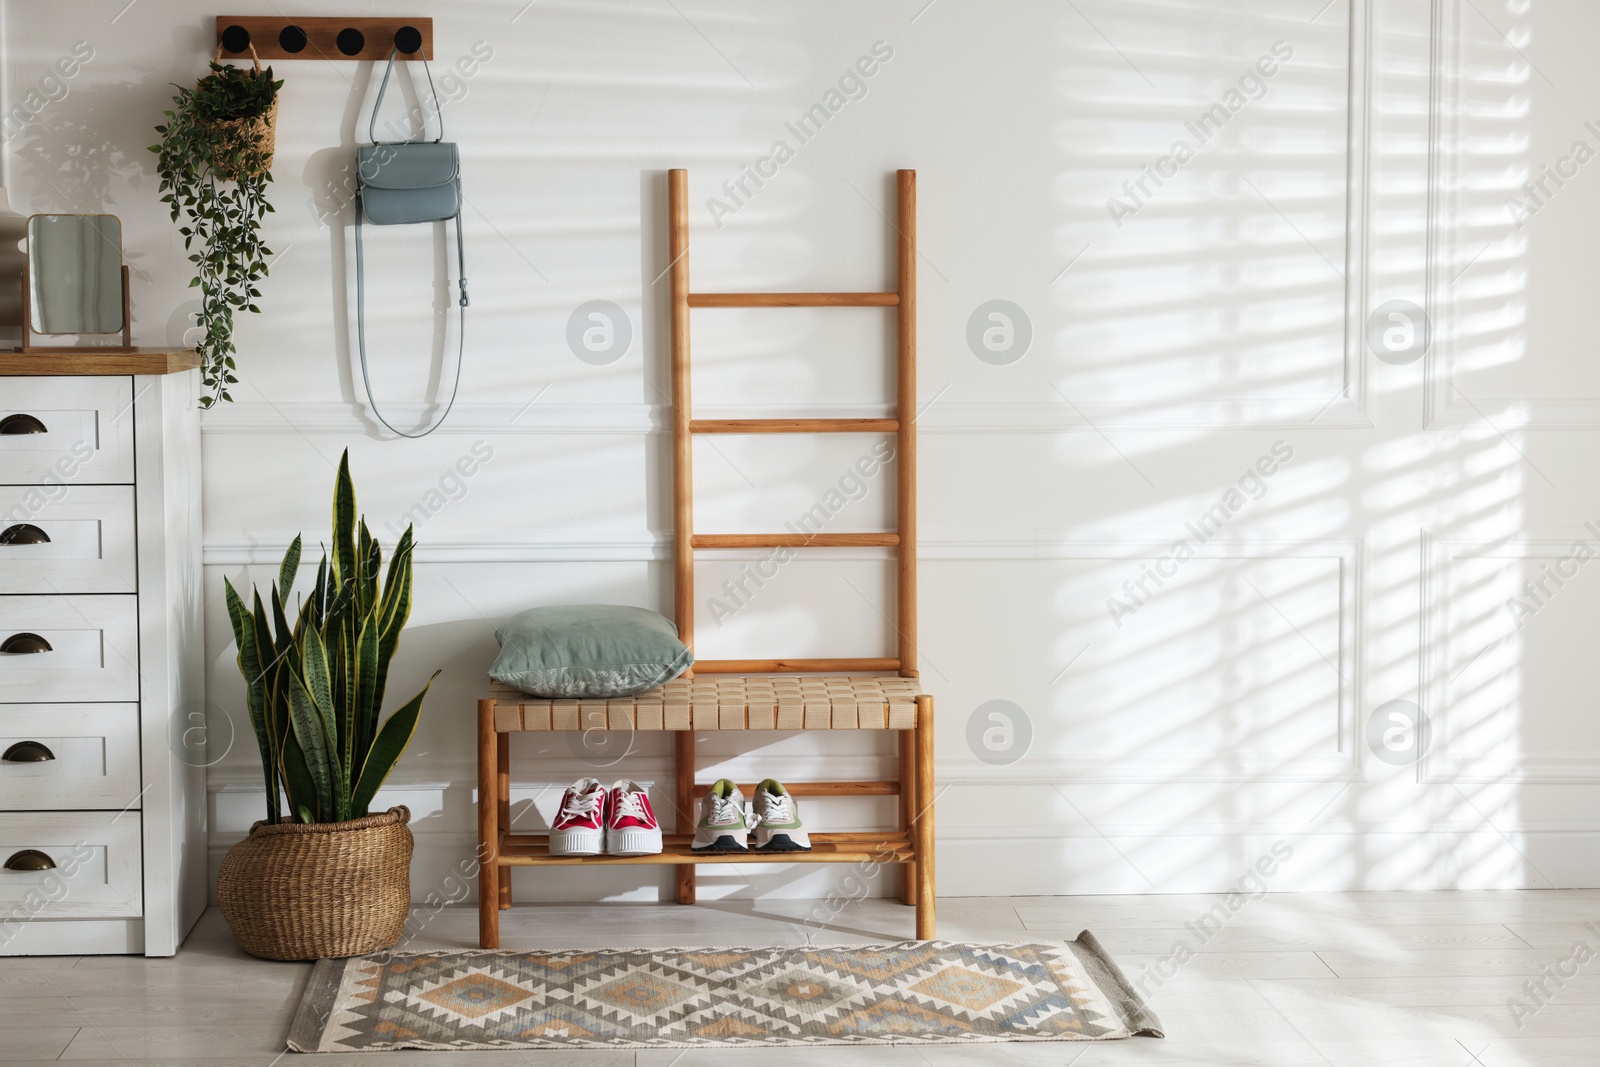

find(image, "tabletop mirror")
[26,213,125,338]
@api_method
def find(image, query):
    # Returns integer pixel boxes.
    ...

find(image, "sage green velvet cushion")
[489,605,693,698]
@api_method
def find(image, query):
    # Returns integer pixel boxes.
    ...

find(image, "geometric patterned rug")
[287,933,1163,1051]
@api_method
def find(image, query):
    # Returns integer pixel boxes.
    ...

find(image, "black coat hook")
[394,25,423,55]
[220,24,250,53]
[279,25,308,54]
[336,27,366,56]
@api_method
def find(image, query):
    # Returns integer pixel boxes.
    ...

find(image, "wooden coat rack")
[214,17,434,62]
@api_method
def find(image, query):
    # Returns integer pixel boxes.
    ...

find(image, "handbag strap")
[354,46,467,439]
[354,207,468,439]
[369,47,444,144]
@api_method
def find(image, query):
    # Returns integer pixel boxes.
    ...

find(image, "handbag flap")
[358,142,459,190]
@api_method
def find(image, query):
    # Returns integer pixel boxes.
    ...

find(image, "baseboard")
[0,917,144,956]
[203,823,1600,902]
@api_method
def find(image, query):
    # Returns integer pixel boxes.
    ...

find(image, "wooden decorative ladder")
[477,169,933,947]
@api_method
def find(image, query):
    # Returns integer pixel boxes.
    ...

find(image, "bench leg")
[675,731,696,905]
[498,735,512,910]
[898,729,917,906]
[913,695,935,940]
[478,698,500,949]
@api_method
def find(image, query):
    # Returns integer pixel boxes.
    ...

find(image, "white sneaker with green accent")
[691,778,748,852]
[752,778,811,852]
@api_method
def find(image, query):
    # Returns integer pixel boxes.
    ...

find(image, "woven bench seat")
[487,676,922,732]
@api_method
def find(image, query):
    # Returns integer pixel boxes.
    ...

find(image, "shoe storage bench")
[475,678,935,945]
[476,168,933,946]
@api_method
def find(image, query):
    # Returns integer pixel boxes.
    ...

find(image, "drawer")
[0,810,141,919]
[0,377,134,485]
[0,485,136,593]
[0,704,140,808]
[0,595,139,702]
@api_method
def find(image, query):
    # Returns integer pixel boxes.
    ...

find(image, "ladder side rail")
[895,170,918,679]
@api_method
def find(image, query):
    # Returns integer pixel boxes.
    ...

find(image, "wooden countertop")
[0,348,201,376]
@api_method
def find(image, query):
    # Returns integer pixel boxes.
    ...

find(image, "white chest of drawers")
[0,364,205,956]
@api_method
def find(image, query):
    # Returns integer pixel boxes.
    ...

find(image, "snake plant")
[224,450,438,824]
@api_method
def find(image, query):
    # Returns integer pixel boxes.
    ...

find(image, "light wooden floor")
[4,892,1600,1065]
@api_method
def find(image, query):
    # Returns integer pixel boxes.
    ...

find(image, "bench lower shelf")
[498,831,913,866]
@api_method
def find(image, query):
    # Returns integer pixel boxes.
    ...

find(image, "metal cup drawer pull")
[0,523,50,545]
[0,633,52,654]
[0,413,48,434]
[3,849,56,871]
[2,740,55,762]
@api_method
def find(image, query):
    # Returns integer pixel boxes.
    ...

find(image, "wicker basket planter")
[202,44,279,181]
[206,93,278,180]
[217,806,413,961]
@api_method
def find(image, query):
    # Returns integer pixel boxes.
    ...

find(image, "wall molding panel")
[199,397,1376,437]
[1421,532,1600,784]
[208,537,1361,785]
[1422,0,1600,430]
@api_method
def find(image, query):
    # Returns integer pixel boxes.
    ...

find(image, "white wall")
[7,0,1599,903]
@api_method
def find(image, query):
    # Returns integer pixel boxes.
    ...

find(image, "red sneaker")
[549,778,607,856]
[606,780,663,856]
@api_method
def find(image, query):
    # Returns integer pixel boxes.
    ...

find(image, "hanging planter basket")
[151,43,283,407]
[217,806,413,961]
[201,44,279,181]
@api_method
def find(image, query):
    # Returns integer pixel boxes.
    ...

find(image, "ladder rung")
[693,658,901,674]
[692,418,899,434]
[692,533,899,549]
[688,292,899,308]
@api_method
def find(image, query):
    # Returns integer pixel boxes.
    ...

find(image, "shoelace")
[614,790,650,824]
[556,789,602,826]
[706,794,742,826]
[758,794,794,826]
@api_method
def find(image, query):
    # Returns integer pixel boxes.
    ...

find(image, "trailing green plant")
[224,450,438,824]
[150,58,282,409]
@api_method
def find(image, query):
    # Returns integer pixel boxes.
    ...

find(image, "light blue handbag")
[355,49,467,438]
